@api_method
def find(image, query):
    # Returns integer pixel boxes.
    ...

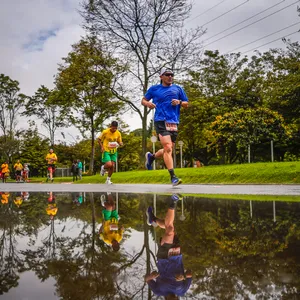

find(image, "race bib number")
[109,224,119,231]
[165,122,178,132]
[168,247,181,257]
[108,142,119,148]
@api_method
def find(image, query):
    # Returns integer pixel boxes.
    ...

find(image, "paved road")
[1,183,300,195]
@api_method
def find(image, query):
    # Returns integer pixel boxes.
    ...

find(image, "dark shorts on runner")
[154,121,178,143]
[15,170,22,176]
[48,164,56,172]
[156,235,181,259]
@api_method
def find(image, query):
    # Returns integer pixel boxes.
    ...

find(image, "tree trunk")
[89,119,95,174]
[142,106,148,157]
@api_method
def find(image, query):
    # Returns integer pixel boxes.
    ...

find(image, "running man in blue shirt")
[141,68,188,186]
[145,195,192,298]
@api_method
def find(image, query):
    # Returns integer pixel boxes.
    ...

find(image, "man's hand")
[171,99,181,106]
[144,271,159,282]
[185,269,192,278]
[147,102,156,109]
[175,274,185,281]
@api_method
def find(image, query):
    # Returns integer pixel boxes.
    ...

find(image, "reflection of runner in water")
[1,192,10,204]
[46,192,58,219]
[99,192,124,251]
[145,194,192,299]
[14,193,23,208]
[21,191,30,201]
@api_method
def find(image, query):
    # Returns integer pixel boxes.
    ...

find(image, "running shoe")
[145,152,154,170]
[171,194,183,202]
[171,176,182,186]
[100,165,105,176]
[106,178,113,184]
[146,207,158,227]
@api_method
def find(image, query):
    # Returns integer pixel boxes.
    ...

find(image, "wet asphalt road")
[1,182,300,195]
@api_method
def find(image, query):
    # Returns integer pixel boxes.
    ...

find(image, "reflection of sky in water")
[1,192,300,299]
[2,271,56,300]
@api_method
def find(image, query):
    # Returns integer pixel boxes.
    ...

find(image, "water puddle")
[1,191,300,299]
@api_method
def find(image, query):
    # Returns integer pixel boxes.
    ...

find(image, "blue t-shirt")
[147,255,192,297]
[144,84,188,124]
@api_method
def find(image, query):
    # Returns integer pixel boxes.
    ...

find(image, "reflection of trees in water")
[43,218,57,259]
[1,192,300,298]
[180,197,300,298]
[18,192,155,299]
[0,199,24,295]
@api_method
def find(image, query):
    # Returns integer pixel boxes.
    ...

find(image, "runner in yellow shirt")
[45,149,57,182]
[98,121,123,184]
[1,161,10,183]
[14,159,23,182]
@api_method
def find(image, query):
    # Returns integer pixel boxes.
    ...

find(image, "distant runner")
[98,121,123,184]
[45,149,57,182]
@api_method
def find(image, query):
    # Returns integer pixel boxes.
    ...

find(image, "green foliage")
[209,107,292,163]
[118,132,142,171]
[19,128,50,173]
[259,45,300,126]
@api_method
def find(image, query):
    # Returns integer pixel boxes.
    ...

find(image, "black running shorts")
[154,121,178,143]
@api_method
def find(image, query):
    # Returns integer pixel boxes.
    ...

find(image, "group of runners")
[0,160,30,183]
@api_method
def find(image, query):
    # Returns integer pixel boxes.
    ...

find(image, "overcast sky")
[1,0,299,142]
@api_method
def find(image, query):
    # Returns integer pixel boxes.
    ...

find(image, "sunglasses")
[163,73,174,77]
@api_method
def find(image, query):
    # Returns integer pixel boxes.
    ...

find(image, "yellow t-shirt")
[14,163,23,171]
[1,163,9,173]
[46,153,57,164]
[98,128,122,153]
[100,220,124,245]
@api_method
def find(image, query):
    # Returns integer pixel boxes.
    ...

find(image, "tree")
[0,74,26,139]
[19,127,50,175]
[209,107,292,163]
[0,74,27,161]
[54,36,124,174]
[259,45,300,127]
[81,0,205,156]
[22,86,65,147]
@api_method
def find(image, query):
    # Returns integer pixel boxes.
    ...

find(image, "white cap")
[159,68,174,76]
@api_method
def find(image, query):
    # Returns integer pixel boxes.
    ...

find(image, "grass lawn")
[27,161,300,185]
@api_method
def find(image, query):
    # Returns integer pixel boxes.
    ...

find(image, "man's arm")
[117,132,123,146]
[141,97,156,109]
[98,133,104,152]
